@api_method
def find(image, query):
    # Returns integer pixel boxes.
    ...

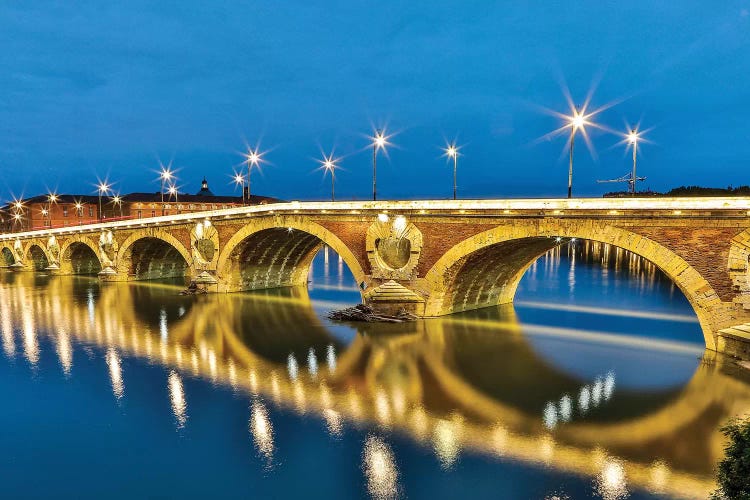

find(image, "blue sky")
[1,1,749,201]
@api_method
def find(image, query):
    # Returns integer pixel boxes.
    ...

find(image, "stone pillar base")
[98,267,129,282]
[717,324,750,360]
[364,280,426,317]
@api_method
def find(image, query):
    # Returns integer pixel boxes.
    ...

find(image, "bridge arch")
[116,230,193,281]
[24,243,51,271]
[216,217,366,294]
[0,244,15,267]
[421,221,721,349]
[59,236,102,275]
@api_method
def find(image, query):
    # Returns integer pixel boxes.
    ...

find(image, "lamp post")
[371,129,389,201]
[443,143,460,200]
[627,129,639,194]
[566,106,590,199]
[319,153,339,202]
[159,167,174,215]
[74,200,83,225]
[97,182,110,221]
[46,192,58,227]
[112,195,123,218]
[12,201,24,231]
[168,185,178,204]
[233,172,246,204]
[244,148,262,203]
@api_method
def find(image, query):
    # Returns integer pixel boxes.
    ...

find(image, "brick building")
[0,179,277,232]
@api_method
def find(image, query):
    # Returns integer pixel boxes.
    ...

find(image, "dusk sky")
[1,1,749,201]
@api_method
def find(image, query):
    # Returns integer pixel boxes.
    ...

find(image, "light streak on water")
[1,304,15,357]
[579,385,591,414]
[432,417,461,469]
[159,308,168,340]
[441,317,705,355]
[543,402,559,430]
[307,348,318,378]
[323,408,343,437]
[56,328,73,375]
[558,394,572,422]
[168,370,187,428]
[514,300,698,323]
[592,377,603,406]
[337,254,343,287]
[604,371,616,400]
[648,460,670,494]
[87,289,95,324]
[595,456,629,500]
[286,353,298,380]
[363,435,399,500]
[326,344,336,372]
[249,399,275,466]
[106,348,124,400]
[492,424,508,456]
[22,307,39,366]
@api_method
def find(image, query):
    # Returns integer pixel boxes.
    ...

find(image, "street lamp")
[626,129,640,194]
[46,192,58,227]
[244,148,262,202]
[74,200,83,225]
[233,172,247,204]
[112,195,123,218]
[443,142,460,200]
[565,106,592,199]
[97,182,111,221]
[370,129,390,201]
[167,184,178,204]
[318,153,339,202]
[159,167,174,215]
[12,200,24,231]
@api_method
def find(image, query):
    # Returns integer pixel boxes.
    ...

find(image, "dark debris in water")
[327,304,418,323]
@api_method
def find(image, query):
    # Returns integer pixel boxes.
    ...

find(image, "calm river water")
[1,241,749,499]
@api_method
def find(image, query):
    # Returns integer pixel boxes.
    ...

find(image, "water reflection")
[168,370,188,428]
[250,398,275,466]
[0,255,748,499]
[56,328,73,375]
[363,435,400,500]
[106,347,124,400]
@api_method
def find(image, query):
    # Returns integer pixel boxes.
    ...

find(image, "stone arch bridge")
[2,198,750,357]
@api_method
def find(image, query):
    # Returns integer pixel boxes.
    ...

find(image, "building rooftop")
[0,177,279,212]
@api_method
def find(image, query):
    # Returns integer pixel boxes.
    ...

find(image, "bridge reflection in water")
[1,241,749,499]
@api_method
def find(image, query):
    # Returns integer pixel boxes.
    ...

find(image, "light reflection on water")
[0,242,748,499]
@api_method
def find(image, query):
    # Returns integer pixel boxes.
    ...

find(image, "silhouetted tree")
[713,417,750,499]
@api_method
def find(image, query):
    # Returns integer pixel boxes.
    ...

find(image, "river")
[0,240,748,499]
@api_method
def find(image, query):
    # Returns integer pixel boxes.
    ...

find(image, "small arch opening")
[27,245,49,271]
[1,247,15,267]
[62,242,101,275]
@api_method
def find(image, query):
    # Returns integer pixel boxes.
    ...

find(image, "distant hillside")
[604,185,750,197]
